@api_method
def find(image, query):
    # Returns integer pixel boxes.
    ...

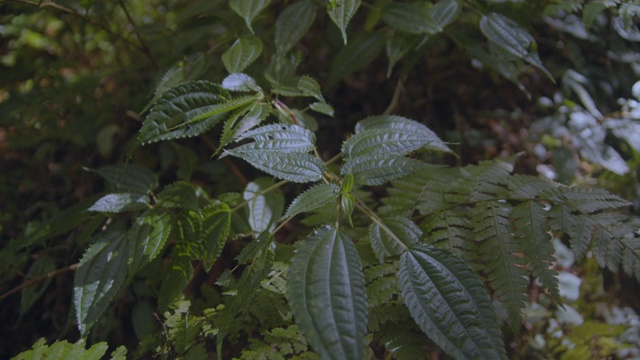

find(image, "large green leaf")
[229,0,271,34]
[327,0,361,44]
[341,154,428,186]
[329,31,385,85]
[288,226,368,360]
[399,244,506,360]
[343,128,450,159]
[244,177,285,233]
[222,36,264,74]
[88,193,150,213]
[369,216,420,261]
[381,2,439,34]
[200,203,232,270]
[138,81,256,145]
[275,0,316,54]
[283,183,341,219]
[74,228,129,336]
[127,211,172,275]
[354,115,452,153]
[227,151,326,183]
[479,13,553,80]
[88,164,158,194]
[226,123,317,154]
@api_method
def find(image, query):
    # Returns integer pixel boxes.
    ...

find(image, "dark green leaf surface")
[20,256,56,314]
[226,151,326,183]
[74,229,129,336]
[382,3,439,34]
[341,155,427,186]
[354,115,452,153]
[369,216,420,261]
[229,0,271,33]
[275,0,316,54]
[327,0,361,44]
[222,36,263,73]
[288,226,368,360]
[329,31,385,85]
[88,193,150,213]
[127,211,172,275]
[399,244,506,360]
[201,203,232,269]
[283,183,340,219]
[88,164,158,194]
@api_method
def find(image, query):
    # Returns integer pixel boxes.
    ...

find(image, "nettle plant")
[13,0,640,359]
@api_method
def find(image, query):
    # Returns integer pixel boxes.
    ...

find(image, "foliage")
[2,0,640,359]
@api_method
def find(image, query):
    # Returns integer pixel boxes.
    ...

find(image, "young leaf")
[221,73,261,92]
[275,0,316,54]
[341,193,355,226]
[399,244,507,360]
[327,0,361,44]
[385,30,418,78]
[341,155,428,186]
[156,181,199,210]
[218,103,271,154]
[479,13,553,81]
[369,216,420,261]
[381,2,439,34]
[74,229,129,336]
[329,31,385,85]
[244,177,285,233]
[138,81,255,145]
[288,226,368,360]
[229,0,271,34]
[222,36,263,74]
[201,203,232,270]
[127,211,172,275]
[283,183,341,219]
[88,164,158,194]
[88,193,150,213]
[309,102,334,116]
[225,151,326,183]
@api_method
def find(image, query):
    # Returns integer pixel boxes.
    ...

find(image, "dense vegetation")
[1,0,640,359]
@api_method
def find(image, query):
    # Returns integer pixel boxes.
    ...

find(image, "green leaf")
[399,244,506,360]
[226,151,326,183]
[11,339,121,360]
[283,183,341,219]
[156,181,198,210]
[343,128,448,159]
[385,30,418,78]
[479,13,553,81]
[271,75,324,101]
[327,0,361,44]
[87,193,150,213]
[244,177,285,233]
[229,0,271,34]
[354,115,452,153]
[222,36,264,74]
[309,102,334,116]
[201,203,232,270]
[275,0,316,54]
[218,103,271,154]
[20,256,56,314]
[221,73,261,92]
[341,193,355,226]
[138,81,255,145]
[430,0,460,30]
[369,216,419,261]
[341,155,427,186]
[228,123,317,154]
[288,226,368,360]
[381,2,439,34]
[329,31,385,85]
[127,211,172,275]
[88,164,158,194]
[74,228,129,336]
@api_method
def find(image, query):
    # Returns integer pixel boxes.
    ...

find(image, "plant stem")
[0,263,78,302]
[353,194,408,250]
[116,0,159,70]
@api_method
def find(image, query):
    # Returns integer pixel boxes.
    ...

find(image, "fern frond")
[552,186,631,214]
[512,201,560,302]
[422,209,476,261]
[473,200,528,333]
[376,322,431,360]
[364,262,397,283]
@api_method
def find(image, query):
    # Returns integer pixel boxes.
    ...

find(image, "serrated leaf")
[225,151,326,183]
[218,103,271,154]
[399,244,507,360]
[127,211,172,275]
[288,226,368,360]
[479,13,553,81]
[88,164,158,194]
[283,183,340,219]
[297,75,324,101]
[236,123,316,143]
[244,177,285,233]
[354,115,453,153]
[275,0,316,54]
[328,0,361,44]
[88,193,150,213]
[221,73,261,92]
[74,229,129,336]
[329,31,385,85]
[20,256,56,314]
[138,81,257,145]
[201,203,231,270]
[369,216,419,261]
[382,2,439,34]
[222,36,263,73]
[156,181,198,209]
[341,193,355,226]
[229,0,271,34]
[343,129,447,160]
[309,102,334,116]
[341,155,427,186]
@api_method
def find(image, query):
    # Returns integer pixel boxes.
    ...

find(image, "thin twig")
[0,263,78,302]
[383,76,406,115]
[116,0,159,70]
